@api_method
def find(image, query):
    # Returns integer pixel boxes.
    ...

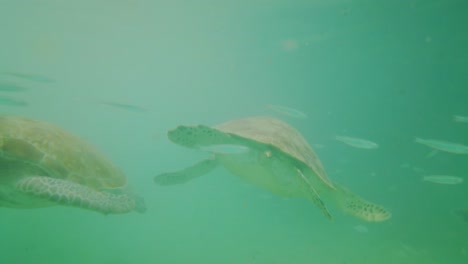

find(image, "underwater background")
[1,0,467,263]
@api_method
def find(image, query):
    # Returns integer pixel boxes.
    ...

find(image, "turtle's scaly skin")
[0,115,145,214]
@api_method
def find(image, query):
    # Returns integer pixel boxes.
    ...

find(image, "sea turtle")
[154,116,390,222]
[0,115,146,214]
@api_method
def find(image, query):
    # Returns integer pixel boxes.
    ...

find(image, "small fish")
[0,82,28,92]
[335,136,379,149]
[0,72,55,83]
[412,167,426,174]
[453,208,468,222]
[0,96,28,106]
[453,115,468,123]
[266,104,308,119]
[422,175,464,185]
[353,225,369,233]
[415,137,468,154]
[100,101,147,113]
[425,149,439,158]
[399,163,411,169]
[200,144,250,154]
[312,143,325,149]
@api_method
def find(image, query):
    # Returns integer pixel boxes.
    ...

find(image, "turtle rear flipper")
[329,184,391,222]
[154,158,218,185]
[296,168,333,220]
[304,191,333,220]
[16,176,145,214]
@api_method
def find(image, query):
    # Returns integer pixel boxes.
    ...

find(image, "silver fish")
[0,82,28,92]
[425,149,439,158]
[415,137,468,154]
[0,96,28,106]
[1,72,55,83]
[453,208,468,222]
[100,101,147,113]
[353,225,369,233]
[267,104,308,119]
[335,135,379,149]
[453,115,468,123]
[423,175,463,185]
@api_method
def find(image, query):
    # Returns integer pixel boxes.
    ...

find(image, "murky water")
[1,1,467,263]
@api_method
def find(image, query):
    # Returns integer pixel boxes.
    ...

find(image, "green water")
[1,0,467,263]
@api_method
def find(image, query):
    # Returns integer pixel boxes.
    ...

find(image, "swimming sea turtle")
[154,116,391,222]
[0,115,146,214]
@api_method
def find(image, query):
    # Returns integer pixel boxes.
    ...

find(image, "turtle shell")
[214,116,335,189]
[0,115,126,190]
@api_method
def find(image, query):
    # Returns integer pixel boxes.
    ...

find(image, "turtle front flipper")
[16,176,146,214]
[154,158,218,186]
[329,184,391,222]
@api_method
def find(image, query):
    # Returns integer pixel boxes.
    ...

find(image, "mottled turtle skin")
[0,115,145,214]
[155,116,390,222]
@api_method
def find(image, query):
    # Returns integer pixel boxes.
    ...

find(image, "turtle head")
[167,125,197,148]
[167,125,218,149]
